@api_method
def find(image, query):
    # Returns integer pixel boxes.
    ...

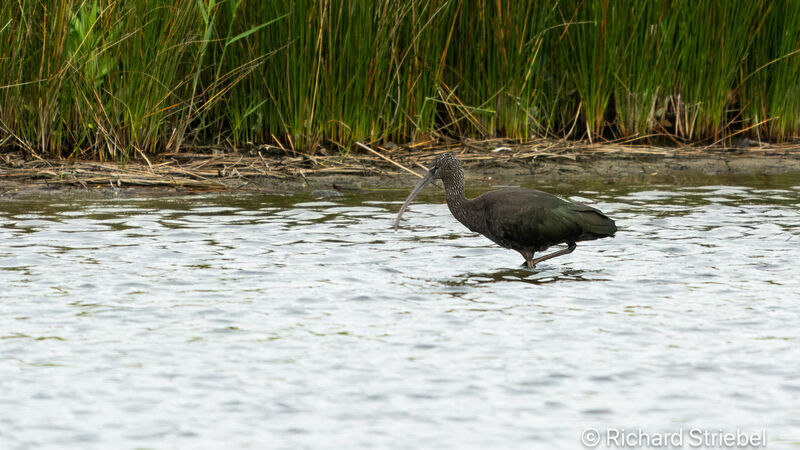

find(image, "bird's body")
[395,153,617,268]
[451,188,616,252]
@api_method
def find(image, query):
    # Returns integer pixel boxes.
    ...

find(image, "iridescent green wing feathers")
[476,189,616,251]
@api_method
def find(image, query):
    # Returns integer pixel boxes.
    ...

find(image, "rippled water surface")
[1,175,799,449]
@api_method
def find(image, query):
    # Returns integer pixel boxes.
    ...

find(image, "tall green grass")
[223,0,452,151]
[441,1,559,139]
[0,1,203,159]
[1,0,799,160]
[741,1,800,142]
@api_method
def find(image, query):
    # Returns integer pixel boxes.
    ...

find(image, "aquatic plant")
[1,0,798,159]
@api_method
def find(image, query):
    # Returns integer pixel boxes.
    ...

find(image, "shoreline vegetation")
[2,1,800,190]
[2,140,799,193]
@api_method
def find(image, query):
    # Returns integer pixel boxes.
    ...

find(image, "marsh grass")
[1,0,799,159]
[741,1,800,142]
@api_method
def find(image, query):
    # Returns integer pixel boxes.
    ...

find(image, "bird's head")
[430,152,461,180]
[393,152,463,231]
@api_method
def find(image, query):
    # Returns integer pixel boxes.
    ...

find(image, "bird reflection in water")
[448,268,608,286]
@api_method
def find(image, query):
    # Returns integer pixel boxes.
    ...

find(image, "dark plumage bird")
[394,153,617,268]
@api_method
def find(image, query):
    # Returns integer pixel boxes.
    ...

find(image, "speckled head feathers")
[432,153,461,179]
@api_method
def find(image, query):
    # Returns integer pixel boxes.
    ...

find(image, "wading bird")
[394,153,617,268]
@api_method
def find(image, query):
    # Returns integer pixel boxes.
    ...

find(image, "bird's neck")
[442,171,476,229]
[446,189,467,217]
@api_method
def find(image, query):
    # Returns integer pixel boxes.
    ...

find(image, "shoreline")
[2,140,800,197]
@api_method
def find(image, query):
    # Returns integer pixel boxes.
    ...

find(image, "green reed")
[1,0,799,159]
[740,1,800,142]
[441,1,560,139]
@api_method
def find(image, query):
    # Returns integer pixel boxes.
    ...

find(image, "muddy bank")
[2,141,799,198]
[242,153,800,194]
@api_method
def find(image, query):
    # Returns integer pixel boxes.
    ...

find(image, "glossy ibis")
[394,153,617,268]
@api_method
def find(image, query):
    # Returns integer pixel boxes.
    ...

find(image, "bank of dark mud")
[2,139,799,198]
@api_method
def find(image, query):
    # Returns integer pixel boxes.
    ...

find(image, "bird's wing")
[477,189,613,250]
[475,190,578,250]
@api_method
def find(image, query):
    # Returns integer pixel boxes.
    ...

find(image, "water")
[1,175,799,449]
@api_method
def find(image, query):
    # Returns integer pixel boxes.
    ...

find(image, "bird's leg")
[519,250,536,268]
[528,242,577,267]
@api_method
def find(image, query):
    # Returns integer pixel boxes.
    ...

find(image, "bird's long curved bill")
[394,168,436,231]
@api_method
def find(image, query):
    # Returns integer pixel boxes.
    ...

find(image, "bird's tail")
[574,205,617,237]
